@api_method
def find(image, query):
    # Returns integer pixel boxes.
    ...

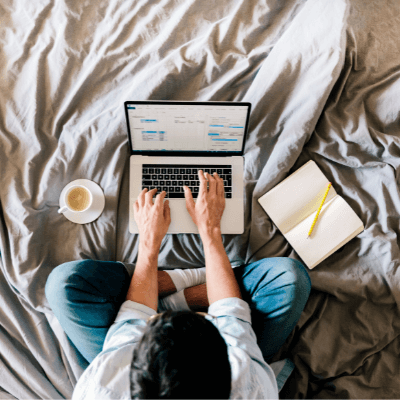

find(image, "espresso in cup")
[66,186,91,212]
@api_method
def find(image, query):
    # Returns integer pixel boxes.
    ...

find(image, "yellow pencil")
[307,182,332,239]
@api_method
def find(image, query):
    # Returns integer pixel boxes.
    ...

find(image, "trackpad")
[165,199,242,234]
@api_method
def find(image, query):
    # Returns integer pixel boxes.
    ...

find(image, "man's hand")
[134,189,171,246]
[184,171,225,236]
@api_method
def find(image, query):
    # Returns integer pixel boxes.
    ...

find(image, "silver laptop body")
[124,100,251,234]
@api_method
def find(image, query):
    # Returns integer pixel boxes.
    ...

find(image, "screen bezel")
[124,100,252,157]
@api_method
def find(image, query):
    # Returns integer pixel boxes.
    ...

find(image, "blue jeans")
[45,257,311,365]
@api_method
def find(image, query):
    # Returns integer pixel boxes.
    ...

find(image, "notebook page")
[285,196,364,269]
[307,224,364,269]
[258,160,337,235]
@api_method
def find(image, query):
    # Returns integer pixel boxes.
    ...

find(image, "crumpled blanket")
[0,0,399,398]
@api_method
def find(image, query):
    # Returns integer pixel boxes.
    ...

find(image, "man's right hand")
[183,170,226,235]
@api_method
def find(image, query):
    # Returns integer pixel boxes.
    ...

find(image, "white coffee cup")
[58,185,93,214]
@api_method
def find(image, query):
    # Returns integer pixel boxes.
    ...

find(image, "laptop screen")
[124,101,251,156]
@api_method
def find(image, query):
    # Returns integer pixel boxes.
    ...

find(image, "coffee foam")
[67,187,91,211]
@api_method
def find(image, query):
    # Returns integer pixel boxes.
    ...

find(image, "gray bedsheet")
[0,0,399,398]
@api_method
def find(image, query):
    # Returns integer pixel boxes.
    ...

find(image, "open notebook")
[258,160,365,269]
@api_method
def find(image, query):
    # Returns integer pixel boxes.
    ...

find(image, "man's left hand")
[134,188,171,246]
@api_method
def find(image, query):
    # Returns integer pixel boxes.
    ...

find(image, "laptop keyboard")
[142,164,232,198]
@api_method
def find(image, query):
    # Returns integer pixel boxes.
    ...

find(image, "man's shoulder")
[227,346,279,399]
[208,297,252,321]
[209,297,279,398]
[73,345,135,400]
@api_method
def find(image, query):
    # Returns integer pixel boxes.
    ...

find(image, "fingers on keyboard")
[142,166,232,198]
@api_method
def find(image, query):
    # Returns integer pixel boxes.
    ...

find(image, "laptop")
[124,100,252,234]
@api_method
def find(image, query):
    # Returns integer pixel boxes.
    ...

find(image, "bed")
[0,0,399,398]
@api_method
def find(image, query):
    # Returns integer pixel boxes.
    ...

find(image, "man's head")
[130,310,231,399]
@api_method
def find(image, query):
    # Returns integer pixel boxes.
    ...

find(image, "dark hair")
[130,310,231,399]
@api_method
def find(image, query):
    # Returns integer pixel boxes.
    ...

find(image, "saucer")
[59,179,105,224]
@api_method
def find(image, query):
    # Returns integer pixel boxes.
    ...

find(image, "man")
[46,170,311,399]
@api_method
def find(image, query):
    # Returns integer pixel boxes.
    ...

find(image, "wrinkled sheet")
[0,0,399,398]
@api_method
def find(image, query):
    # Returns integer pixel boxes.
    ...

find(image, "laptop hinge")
[134,155,243,158]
